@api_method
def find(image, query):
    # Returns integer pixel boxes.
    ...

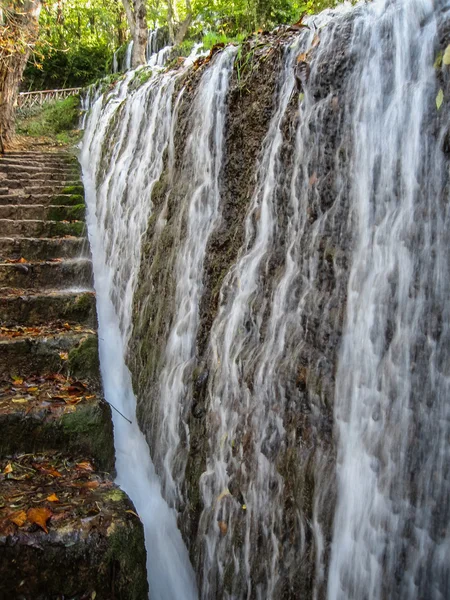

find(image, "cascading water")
[328,1,450,599]
[79,0,450,597]
[124,40,134,70]
[80,68,198,599]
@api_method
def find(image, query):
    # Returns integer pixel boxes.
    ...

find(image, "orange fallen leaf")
[12,376,23,384]
[63,323,71,330]
[76,461,94,472]
[4,463,13,474]
[10,510,27,527]
[46,493,59,502]
[19,257,27,264]
[59,352,69,361]
[27,507,52,533]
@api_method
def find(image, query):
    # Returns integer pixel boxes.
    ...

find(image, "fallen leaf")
[46,493,59,502]
[3,463,13,474]
[12,376,23,385]
[10,510,27,527]
[27,507,52,533]
[218,520,228,535]
[19,257,27,264]
[12,398,28,403]
[126,509,140,518]
[59,352,69,361]
[444,44,450,66]
[436,89,444,110]
[76,461,94,472]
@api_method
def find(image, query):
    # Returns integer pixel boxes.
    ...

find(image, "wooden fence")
[17,87,83,110]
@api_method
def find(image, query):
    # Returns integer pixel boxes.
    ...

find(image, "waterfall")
[124,40,134,70]
[328,1,450,599]
[79,0,450,597]
[153,47,236,506]
[80,68,198,599]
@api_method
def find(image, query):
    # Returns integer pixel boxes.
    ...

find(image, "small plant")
[16,95,81,139]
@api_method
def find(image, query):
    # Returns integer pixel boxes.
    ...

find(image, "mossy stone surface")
[68,335,101,383]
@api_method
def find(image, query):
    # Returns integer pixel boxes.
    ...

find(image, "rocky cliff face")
[82,1,450,598]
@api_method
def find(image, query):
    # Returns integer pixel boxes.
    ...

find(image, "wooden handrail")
[17,87,83,109]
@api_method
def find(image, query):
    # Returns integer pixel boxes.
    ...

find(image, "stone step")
[0,160,78,171]
[0,204,85,221]
[0,187,9,196]
[0,451,147,599]
[0,192,84,206]
[0,259,93,290]
[0,168,80,182]
[0,237,88,261]
[0,218,86,237]
[0,329,98,380]
[0,373,112,469]
[0,290,96,327]
[0,180,79,192]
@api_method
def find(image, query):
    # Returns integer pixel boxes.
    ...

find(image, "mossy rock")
[61,184,85,196]
[0,400,115,473]
[0,452,147,600]
[51,193,85,206]
[48,204,86,222]
[48,220,86,237]
[68,335,100,382]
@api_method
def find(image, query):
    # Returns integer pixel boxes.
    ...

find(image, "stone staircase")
[0,152,147,600]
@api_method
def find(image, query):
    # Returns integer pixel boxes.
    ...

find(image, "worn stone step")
[0,258,93,290]
[0,451,147,600]
[0,218,86,237]
[0,179,79,192]
[0,373,112,469]
[0,169,80,183]
[0,329,99,380]
[0,236,88,261]
[0,188,9,196]
[0,204,85,221]
[0,160,79,172]
[0,192,84,206]
[0,290,96,327]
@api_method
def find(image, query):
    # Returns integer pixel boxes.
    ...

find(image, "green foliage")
[16,96,81,141]
[22,0,347,91]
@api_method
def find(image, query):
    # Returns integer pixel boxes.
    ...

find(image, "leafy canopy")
[24,0,341,89]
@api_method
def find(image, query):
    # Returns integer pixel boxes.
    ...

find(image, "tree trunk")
[174,0,192,46]
[132,0,148,67]
[0,0,41,151]
[121,0,147,68]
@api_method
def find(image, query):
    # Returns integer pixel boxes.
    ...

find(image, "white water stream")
[80,48,236,598]
[328,1,450,599]
[80,68,198,599]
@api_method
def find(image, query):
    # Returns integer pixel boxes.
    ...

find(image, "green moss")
[68,335,100,381]
[49,220,86,237]
[62,403,115,472]
[61,185,84,196]
[129,67,154,91]
[74,292,96,315]
[105,523,148,600]
[48,204,86,222]
[52,193,85,206]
